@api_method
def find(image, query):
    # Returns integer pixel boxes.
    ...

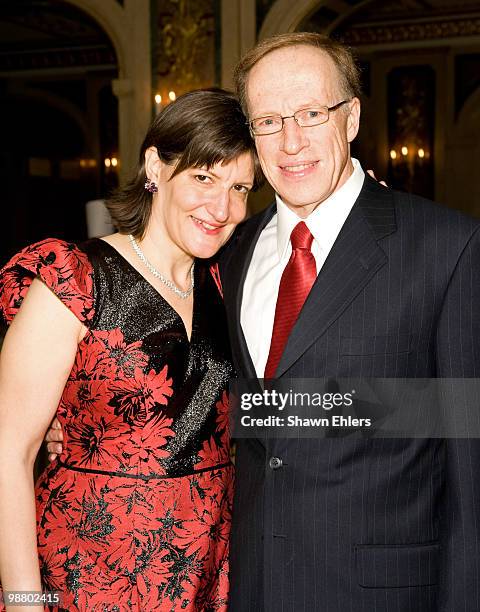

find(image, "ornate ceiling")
[0,0,116,73]
[302,0,480,45]
[355,0,480,20]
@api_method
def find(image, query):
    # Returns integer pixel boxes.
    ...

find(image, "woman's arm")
[0,278,83,610]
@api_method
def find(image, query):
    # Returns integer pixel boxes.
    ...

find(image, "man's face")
[246,45,360,217]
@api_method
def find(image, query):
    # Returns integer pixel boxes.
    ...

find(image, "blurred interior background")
[0,0,479,270]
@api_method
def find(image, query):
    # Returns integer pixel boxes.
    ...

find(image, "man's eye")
[307,110,320,118]
[258,117,278,127]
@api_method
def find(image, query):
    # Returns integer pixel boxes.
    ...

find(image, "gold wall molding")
[341,17,480,46]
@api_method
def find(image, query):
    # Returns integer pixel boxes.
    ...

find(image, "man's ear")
[144,146,161,183]
[346,97,361,143]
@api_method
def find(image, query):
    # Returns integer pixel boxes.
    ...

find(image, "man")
[219,33,480,611]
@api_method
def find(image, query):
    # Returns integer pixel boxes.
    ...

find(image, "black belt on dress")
[57,460,232,480]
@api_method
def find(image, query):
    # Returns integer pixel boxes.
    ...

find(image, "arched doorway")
[259,0,373,40]
[64,0,152,183]
[0,0,121,263]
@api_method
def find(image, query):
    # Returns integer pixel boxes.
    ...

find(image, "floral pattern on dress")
[0,238,234,611]
[0,238,94,324]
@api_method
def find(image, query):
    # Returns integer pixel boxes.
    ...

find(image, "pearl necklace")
[128,234,194,299]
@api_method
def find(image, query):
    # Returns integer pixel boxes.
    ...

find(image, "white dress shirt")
[241,158,365,377]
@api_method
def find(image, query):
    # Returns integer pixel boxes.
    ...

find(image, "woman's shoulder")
[0,237,95,325]
[13,237,95,271]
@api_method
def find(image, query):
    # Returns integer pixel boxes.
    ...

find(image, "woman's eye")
[233,184,249,194]
[195,174,211,183]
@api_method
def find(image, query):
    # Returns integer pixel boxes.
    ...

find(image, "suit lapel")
[275,175,396,377]
[223,204,277,379]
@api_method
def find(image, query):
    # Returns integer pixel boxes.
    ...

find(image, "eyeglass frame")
[248,99,352,136]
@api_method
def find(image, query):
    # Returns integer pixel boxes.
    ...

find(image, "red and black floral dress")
[0,238,234,611]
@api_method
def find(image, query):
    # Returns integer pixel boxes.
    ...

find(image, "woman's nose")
[206,191,230,222]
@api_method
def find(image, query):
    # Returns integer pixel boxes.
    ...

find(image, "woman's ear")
[144,146,161,184]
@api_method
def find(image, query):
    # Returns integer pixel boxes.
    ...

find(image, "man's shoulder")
[360,175,478,233]
[388,188,480,237]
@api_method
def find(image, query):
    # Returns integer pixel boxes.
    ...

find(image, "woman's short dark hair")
[106,88,262,238]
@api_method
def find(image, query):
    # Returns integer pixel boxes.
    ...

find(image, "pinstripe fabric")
[221,176,480,612]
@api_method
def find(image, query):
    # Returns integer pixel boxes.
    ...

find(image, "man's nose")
[280,117,309,155]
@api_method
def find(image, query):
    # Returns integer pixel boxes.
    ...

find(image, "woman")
[0,89,261,611]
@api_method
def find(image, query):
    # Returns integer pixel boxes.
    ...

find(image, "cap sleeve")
[0,238,94,325]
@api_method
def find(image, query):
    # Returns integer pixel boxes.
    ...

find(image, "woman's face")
[153,152,254,259]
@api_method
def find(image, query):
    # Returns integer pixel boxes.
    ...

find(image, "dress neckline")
[93,237,197,344]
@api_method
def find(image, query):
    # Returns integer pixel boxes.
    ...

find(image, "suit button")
[269,456,283,470]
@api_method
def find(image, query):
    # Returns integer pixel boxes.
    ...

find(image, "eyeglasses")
[249,100,351,136]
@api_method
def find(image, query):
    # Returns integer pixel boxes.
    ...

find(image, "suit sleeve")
[435,224,480,611]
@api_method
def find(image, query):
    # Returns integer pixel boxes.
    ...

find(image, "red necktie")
[264,221,317,378]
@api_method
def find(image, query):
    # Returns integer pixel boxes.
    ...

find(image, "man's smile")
[279,161,318,178]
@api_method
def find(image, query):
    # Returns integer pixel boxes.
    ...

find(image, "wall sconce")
[154,93,162,115]
[104,157,119,170]
[389,145,428,165]
[79,159,97,169]
[389,143,430,192]
[153,90,177,115]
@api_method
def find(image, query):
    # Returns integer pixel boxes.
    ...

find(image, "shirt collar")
[275,158,365,261]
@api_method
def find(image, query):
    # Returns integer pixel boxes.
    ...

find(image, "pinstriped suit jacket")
[220,175,480,612]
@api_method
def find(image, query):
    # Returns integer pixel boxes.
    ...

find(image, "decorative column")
[111,78,136,183]
[221,0,257,90]
[116,0,151,183]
